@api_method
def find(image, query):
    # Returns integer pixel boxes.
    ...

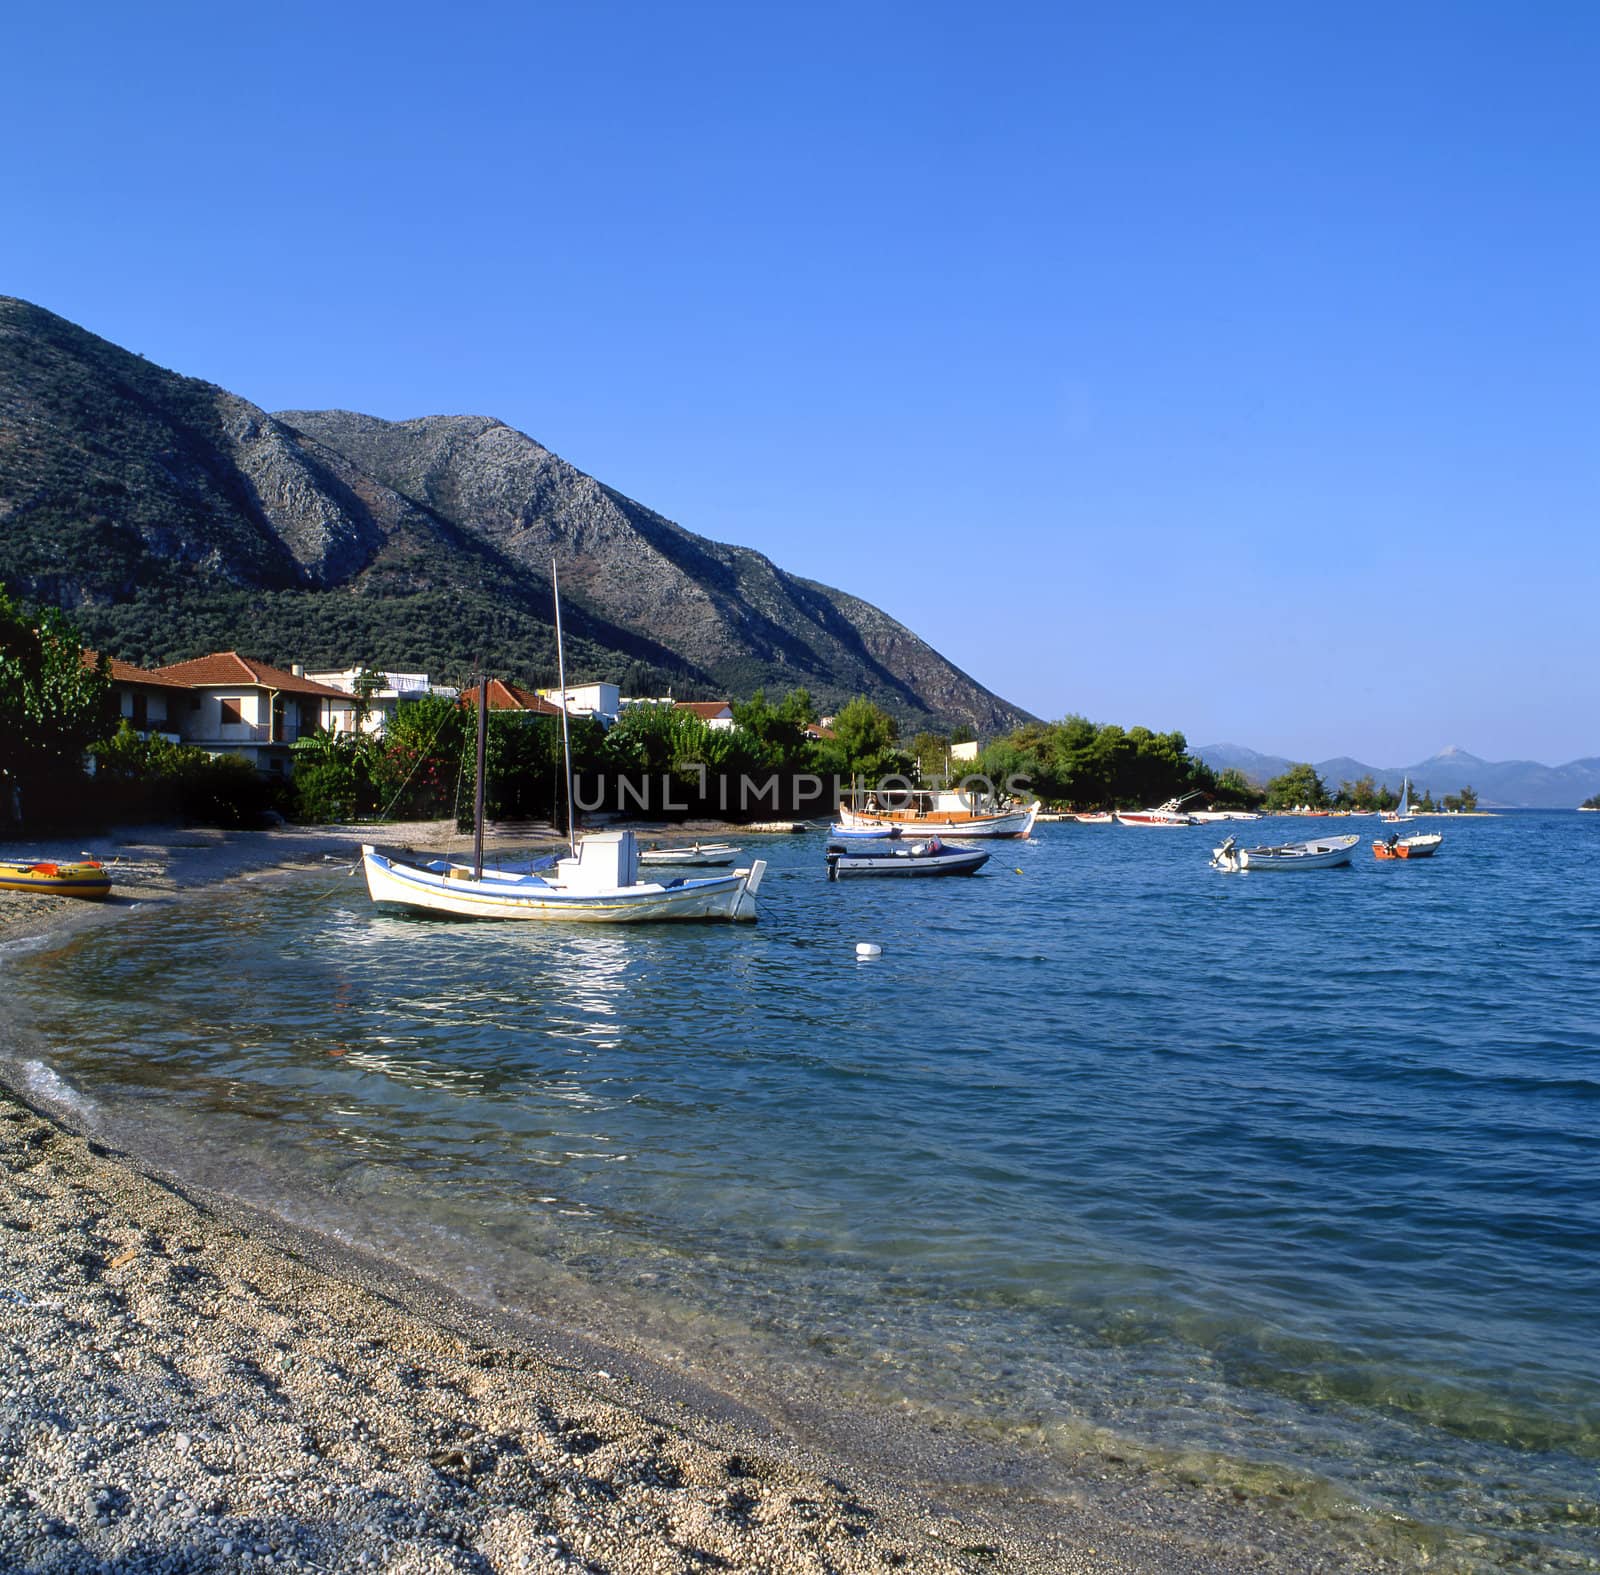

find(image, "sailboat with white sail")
[360,564,766,922]
[1380,778,1416,824]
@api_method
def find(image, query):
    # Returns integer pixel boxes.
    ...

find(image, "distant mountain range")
[0,296,1028,733]
[1195,743,1600,809]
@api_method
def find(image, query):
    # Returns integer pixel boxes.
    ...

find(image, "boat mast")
[472,670,488,879]
[552,560,578,857]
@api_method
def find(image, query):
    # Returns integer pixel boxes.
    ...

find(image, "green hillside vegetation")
[956,715,1250,810]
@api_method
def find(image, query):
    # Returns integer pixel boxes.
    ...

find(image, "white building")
[540,682,620,722]
[304,668,451,736]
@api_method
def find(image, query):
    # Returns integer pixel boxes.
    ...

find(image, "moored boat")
[825,835,990,879]
[363,831,765,920]
[1210,833,1360,872]
[1116,796,1199,827]
[1373,832,1443,860]
[838,788,1038,839]
[0,858,113,900]
[637,841,742,867]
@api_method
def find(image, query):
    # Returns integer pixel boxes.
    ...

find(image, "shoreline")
[2,823,1402,1573]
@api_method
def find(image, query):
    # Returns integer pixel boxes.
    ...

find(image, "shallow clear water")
[6,813,1600,1569]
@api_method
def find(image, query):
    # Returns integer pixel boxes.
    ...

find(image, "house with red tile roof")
[673,700,735,730]
[458,679,567,716]
[84,653,192,743]
[147,653,356,777]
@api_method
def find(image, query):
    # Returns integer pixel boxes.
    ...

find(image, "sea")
[3,811,1597,1571]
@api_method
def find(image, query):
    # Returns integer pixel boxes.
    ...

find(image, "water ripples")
[6,812,1600,1569]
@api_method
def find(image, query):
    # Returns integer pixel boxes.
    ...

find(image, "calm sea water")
[5,813,1599,1570]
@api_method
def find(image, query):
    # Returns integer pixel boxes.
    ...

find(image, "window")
[219,697,244,726]
[131,693,148,728]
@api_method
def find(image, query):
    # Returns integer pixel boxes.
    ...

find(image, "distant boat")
[1188,809,1262,822]
[1380,779,1416,823]
[638,842,742,867]
[1073,811,1116,824]
[1211,833,1360,872]
[0,857,112,900]
[825,835,990,879]
[1116,793,1202,827]
[1373,832,1443,861]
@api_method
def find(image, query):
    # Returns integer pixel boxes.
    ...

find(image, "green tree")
[830,696,906,780]
[0,584,115,825]
[1263,762,1330,811]
[370,692,466,819]
[1442,784,1479,813]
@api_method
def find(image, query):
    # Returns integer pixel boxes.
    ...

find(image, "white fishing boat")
[1210,832,1360,872]
[360,562,766,923]
[1188,809,1262,822]
[362,831,764,920]
[637,841,742,867]
[838,787,1038,839]
[825,835,990,879]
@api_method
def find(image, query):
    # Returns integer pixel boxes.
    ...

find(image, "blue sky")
[4,1,1596,764]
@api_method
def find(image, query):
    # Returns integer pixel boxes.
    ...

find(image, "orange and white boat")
[0,857,113,900]
[1373,832,1443,861]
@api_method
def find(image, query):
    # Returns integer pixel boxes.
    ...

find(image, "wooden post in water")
[553,560,578,858]
[472,674,488,879]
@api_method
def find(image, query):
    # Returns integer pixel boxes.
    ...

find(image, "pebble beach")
[1,825,1401,1574]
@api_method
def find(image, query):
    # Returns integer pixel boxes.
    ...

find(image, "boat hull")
[0,860,113,900]
[1115,812,1195,827]
[362,847,763,921]
[826,845,990,878]
[1212,834,1360,871]
[837,803,1038,838]
[1373,834,1443,860]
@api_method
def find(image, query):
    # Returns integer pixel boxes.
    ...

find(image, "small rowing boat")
[1210,833,1359,872]
[637,842,742,867]
[0,858,113,900]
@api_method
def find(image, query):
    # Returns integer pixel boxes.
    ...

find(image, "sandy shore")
[1,823,1400,1573]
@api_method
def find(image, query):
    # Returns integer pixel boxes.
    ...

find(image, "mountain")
[1196,742,1600,809]
[0,296,1027,733]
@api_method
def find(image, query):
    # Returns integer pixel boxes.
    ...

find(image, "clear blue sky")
[4,1,1596,764]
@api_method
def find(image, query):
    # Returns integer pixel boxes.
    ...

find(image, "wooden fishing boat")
[825,835,990,879]
[1210,833,1359,872]
[363,832,765,920]
[360,563,766,924]
[0,858,113,900]
[1373,832,1443,860]
[837,789,1038,839]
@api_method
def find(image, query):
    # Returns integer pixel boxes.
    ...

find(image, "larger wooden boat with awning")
[837,787,1039,839]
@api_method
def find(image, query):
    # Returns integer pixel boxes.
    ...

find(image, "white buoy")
[855,942,882,959]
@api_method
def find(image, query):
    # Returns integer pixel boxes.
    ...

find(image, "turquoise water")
[5,813,1599,1569]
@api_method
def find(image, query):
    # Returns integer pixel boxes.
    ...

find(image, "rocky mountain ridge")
[0,296,1027,732]
[1195,742,1600,809]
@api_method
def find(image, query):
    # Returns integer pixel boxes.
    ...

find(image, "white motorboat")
[1116,795,1200,827]
[363,830,765,920]
[637,841,742,867]
[1210,833,1360,872]
[825,835,990,879]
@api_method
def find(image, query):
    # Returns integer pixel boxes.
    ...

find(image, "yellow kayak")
[0,859,113,900]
